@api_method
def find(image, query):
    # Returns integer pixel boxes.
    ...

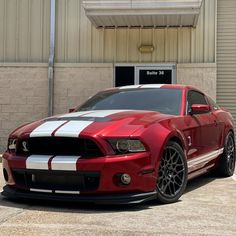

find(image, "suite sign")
[140,69,172,84]
[146,70,165,76]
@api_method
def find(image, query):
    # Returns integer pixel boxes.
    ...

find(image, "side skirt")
[187,148,224,176]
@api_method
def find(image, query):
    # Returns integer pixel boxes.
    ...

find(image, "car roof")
[104,84,198,92]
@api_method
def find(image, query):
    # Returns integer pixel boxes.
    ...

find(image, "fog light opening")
[3,168,9,182]
[120,173,131,185]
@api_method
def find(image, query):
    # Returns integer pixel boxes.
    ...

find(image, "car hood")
[11,110,174,138]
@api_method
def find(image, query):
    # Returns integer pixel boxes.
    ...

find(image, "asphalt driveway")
[0,163,236,236]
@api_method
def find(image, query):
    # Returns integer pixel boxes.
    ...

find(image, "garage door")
[217,0,236,136]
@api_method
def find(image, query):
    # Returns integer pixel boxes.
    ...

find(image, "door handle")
[214,120,218,126]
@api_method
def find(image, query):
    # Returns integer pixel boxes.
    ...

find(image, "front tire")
[156,141,187,204]
[217,132,235,177]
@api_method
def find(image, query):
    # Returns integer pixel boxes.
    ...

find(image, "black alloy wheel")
[217,132,236,177]
[156,141,187,204]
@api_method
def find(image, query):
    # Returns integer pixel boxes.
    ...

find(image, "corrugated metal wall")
[0,0,50,63]
[0,0,216,63]
[217,0,236,134]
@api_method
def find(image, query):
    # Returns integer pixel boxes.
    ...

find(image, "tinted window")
[187,90,208,113]
[115,67,135,87]
[78,88,182,115]
[188,91,208,106]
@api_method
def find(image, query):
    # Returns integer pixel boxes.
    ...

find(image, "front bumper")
[2,185,157,204]
[3,152,157,194]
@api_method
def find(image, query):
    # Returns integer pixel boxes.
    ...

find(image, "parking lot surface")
[0,163,236,236]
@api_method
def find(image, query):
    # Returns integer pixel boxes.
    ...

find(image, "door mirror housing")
[69,107,76,113]
[190,104,210,115]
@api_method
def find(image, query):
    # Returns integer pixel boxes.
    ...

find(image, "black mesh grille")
[17,137,103,158]
[12,169,100,192]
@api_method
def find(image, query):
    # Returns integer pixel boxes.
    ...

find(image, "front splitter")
[1,186,157,205]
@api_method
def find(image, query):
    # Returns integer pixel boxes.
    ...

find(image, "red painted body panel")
[2,85,235,201]
[3,152,155,193]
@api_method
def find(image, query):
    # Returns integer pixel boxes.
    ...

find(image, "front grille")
[12,169,100,192]
[17,137,103,158]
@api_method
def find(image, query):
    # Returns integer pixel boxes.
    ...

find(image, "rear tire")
[156,141,187,204]
[217,132,235,177]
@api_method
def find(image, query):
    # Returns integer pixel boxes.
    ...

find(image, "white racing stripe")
[119,85,141,89]
[188,148,224,169]
[120,84,165,89]
[30,110,131,138]
[30,121,66,137]
[26,155,81,171]
[26,155,53,170]
[59,111,94,118]
[27,155,82,193]
[82,110,130,118]
[140,84,164,88]
[54,120,93,137]
[51,156,80,171]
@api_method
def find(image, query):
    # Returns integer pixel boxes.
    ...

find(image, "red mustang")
[2,84,235,204]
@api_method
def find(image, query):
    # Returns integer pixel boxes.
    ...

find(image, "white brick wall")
[0,63,113,152]
[0,65,48,152]
[177,63,217,100]
[54,64,113,114]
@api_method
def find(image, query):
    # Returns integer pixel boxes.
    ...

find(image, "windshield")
[78,88,182,115]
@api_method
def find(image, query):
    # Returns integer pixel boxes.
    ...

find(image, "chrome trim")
[187,136,192,147]
[188,148,224,169]
[55,190,80,194]
[30,188,52,193]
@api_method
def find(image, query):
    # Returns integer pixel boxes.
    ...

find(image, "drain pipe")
[48,0,56,116]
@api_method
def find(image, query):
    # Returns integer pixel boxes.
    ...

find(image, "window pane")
[188,91,207,107]
[78,88,182,115]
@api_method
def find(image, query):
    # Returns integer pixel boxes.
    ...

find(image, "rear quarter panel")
[214,109,235,146]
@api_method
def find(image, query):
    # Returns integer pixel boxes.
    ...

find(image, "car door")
[207,96,224,147]
[185,90,220,170]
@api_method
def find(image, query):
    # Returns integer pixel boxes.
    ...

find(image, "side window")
[208,97,220,111]
[187,90,208,114]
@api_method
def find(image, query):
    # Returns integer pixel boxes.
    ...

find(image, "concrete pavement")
[0,163,236,236]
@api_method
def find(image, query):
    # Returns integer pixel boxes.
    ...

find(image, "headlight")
[108,139,146,154]
[8,138,17,151]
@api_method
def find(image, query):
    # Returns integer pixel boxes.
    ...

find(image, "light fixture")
[138,45,155,53]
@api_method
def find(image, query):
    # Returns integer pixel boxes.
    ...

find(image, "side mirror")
[190,104,210,115]
[69,107,76,113]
